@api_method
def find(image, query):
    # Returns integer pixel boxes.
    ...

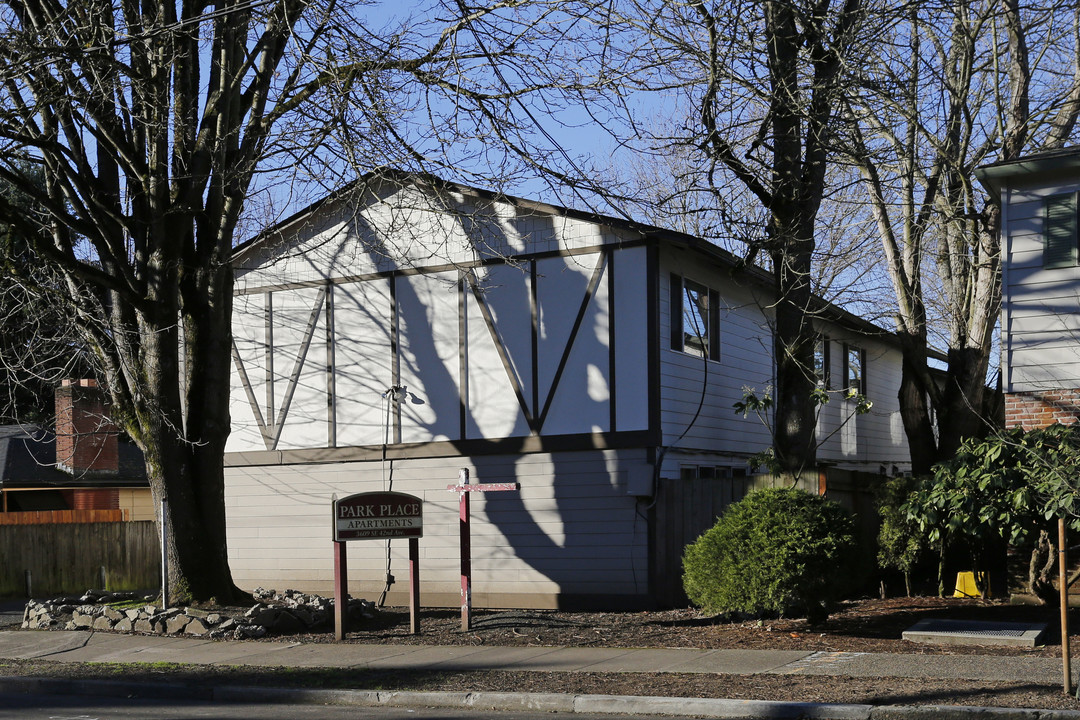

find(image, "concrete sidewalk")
[1,628,1079,718]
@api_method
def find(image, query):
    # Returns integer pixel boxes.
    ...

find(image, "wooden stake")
[1061,518,1071,695]
[334,540,347,641]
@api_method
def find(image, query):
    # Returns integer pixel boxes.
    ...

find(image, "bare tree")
[845,0,1080,473]
[0,0,575,603]
[578,0,883,477]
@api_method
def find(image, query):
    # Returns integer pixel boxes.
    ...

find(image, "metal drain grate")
[902,618,1048,647]
[915,620,1028,637]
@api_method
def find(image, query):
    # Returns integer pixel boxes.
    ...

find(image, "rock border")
[21,587,375,639]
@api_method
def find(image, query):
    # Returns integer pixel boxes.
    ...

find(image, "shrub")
[876,475,926,596]
[682,487,859,622]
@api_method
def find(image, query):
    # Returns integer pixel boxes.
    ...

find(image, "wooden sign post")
[332,491,423,640]
[447,468,519,631]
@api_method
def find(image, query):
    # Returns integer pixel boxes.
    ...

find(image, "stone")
[184,618,209,636]
[103,606,125,622]
[114,618,133,632]
[134,619,155,634]
[269,610,305,635]
[165,615,191,634]
[290,607,314,626]
[71,612,95,629]
[250,608,280,627]
[236,624,267,639]
[92,616,114,631]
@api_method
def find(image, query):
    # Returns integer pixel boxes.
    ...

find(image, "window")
[814,336,830,388]
[843,344,866,396]
[679,465,747,480]
[670,274,720,360]
[1045,192,1079,268]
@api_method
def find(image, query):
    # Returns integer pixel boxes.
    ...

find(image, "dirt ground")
[329,595,1072,657]
[6,595,1080,710]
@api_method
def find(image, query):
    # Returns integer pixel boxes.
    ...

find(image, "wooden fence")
[648,470,883,608]
[0,509,126,525]
[0,520,159,597]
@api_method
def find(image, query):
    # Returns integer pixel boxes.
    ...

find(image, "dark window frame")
[1045,192,1080,269]
[842,343,867,396]
[669,273,720,360]
[814,336,831,389]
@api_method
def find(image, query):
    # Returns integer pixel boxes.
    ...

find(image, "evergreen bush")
[682,487,859,622]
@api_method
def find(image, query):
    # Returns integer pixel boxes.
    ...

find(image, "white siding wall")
[1004,180,1080,392]
[658,246,909,474]
[230,196,651,453]
[537,253,611,434]
[397,271,461,443]
[613,247,650,431]
[333,280,394,445]
[659,247,775,465]
[466,263,532,439]
[224,449,650,607]
[814,336,908,467]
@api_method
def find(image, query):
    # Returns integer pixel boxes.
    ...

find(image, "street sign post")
[447,468,520,631]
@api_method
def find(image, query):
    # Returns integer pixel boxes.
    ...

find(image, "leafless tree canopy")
[0,0,587,602]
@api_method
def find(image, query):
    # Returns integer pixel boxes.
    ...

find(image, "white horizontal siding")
[224,449,650,605]
[1004,177,1080,393]
[658,245,908,472]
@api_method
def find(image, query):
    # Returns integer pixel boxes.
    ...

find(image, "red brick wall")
[60,489,120,510]
[54,379,119,476]
[1005,389,1080,430]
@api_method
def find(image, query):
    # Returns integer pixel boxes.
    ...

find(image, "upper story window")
[814,336,830,388]
[843,344,867,396]
[1045,192,1079,268]
[670,274,720,360]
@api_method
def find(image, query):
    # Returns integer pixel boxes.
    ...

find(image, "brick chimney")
[55,379,119,476]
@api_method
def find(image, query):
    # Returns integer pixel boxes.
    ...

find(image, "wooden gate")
[648,473,749,608]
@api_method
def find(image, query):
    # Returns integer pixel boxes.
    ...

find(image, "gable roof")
[233,170,936,355]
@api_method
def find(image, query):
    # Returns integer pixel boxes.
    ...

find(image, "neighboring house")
[977,148,1080,430]
[225,172,914,609]
[0,379,152,521]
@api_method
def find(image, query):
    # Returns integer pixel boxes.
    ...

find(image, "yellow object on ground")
[953,571,980,598]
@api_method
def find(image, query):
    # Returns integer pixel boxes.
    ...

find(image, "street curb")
[2,675,1080,719]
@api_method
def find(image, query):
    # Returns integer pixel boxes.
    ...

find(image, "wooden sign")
[332,491,424,639]
[333,491,423,541]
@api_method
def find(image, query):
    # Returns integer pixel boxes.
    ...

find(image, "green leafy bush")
[876,475,926,596]
[682,487,859,622]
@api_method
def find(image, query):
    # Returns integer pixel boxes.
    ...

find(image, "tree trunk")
[771,262,818,477]
[896,334,938,476]
[1030,529,1059,605]
[936,346,993,458]
[763,0,820,478]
